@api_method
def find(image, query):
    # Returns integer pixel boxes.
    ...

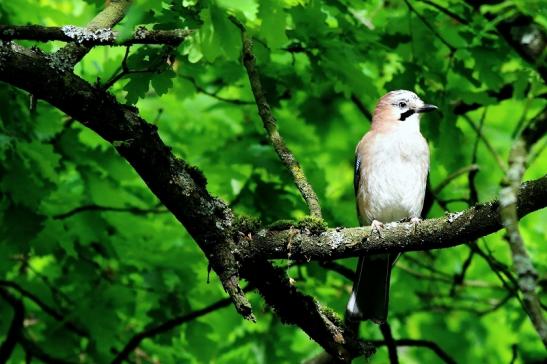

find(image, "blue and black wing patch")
[354,153,361,195]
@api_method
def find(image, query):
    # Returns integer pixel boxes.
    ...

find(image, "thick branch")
[241,261,374,362]
[240,175,546,261]
[0,43,253,320]
[0,25,192,46]
[236,22,323,219]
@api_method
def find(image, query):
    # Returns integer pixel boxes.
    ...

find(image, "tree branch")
[234,19,323,219]
[500,138,547,347]
[0,25,192,46]
[0,42,253,321]
[240,175,546,261]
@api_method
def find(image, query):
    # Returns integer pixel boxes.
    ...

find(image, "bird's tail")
[346,253,394,323]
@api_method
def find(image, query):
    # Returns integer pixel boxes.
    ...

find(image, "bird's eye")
[398,102,407,108]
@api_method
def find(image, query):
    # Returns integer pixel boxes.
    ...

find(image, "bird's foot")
[410,217,421,233]
[371,219,384,238]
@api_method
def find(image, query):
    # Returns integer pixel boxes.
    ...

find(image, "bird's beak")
[416,104,438,113]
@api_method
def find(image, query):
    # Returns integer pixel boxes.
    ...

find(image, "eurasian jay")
[346,90,437,323]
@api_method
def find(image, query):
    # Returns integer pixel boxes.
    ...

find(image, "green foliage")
[0,0,546,363]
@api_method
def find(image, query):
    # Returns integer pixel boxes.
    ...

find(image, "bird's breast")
[357,130,429,224]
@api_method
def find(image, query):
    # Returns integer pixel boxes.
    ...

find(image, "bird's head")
[372,90,437,131]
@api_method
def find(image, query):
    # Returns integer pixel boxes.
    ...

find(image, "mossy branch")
[233,18,323,219]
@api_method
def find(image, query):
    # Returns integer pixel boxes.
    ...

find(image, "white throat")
[398,113,421,134]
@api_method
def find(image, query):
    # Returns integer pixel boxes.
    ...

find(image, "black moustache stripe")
[400,109,415,121]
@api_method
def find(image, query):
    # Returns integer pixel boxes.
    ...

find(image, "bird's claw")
[410,217,421,233]
[371,219,384,238]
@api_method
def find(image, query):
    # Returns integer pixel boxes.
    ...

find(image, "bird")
[346,90,438,324]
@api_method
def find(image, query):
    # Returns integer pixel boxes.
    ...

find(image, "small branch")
[110,291,249,364]
[372,339,457,364]
[0,289,24,362]
[0,25,192,46]
[462,114,508,171]
[183,76,254,105]
[52,204,167,219]
[432,164,479,195]
[350,94,373,122]
[379,323,399,364]
[416,0,468,24]
[234,18,323,219]
[500,138,547,347]
[403,0,456,52]
[54,0,133,68]
[0,280,86,337]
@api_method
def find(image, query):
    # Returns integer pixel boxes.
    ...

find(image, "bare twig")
[462,114,508,171]
[233,18,323,219]
[183,76,254,105]
[403,0,456,52]
[53,204,167,219]
[350,94,373,122]
[379,323,399,364]
[110,288,252,364]
[416,0,468,24]
[432,164,480,195]
[371,339,457,364]
[0,280,86,337]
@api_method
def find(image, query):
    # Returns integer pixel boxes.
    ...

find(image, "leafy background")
[0,0,545,363]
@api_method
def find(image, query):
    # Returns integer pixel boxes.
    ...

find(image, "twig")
[101,46,174,90]
[403,0,456,52]
[371,339,456,364]
[233,18,323,219]
[52,204,167,219]
[432,164,479,195]
[379,323,399,364]
[110,289,251,364]
[416,0,468,24]
[183,76,254,105]
[350,94,373,122]
[0,280,87,337]
[462,114,508,171]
